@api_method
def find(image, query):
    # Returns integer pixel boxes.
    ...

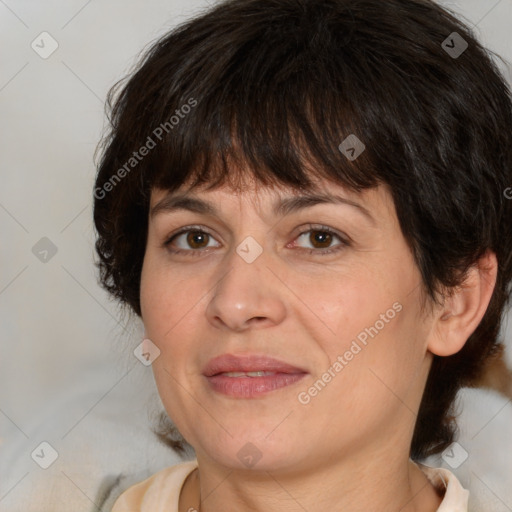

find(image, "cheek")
[304,269,393,348]
[151,362,197,444]
[343,298,429,413]
[140,255,192,330]
[311,271,425,395]
[140,259,209,377]
[141,267,202,439]
[140,255,157,322]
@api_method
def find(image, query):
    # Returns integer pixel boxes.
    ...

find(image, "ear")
[427,250,498,357]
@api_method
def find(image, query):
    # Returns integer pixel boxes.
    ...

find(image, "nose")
[205,239,287,332]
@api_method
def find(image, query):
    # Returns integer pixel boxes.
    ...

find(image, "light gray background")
[1,1,511,511]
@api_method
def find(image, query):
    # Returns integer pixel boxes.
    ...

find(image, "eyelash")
[162,224,350,257]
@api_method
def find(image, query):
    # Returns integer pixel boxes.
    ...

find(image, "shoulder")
[111,460,198,512]
[417,463,469,512]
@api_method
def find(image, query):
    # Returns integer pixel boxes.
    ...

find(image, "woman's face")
[140,174,437,472]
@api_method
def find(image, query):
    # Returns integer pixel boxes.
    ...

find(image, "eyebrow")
[150,192,376,225]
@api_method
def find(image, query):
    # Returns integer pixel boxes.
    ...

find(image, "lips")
[202,354,307,377]
[203,354,308,398]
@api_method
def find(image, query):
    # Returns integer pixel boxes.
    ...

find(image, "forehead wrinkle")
[149,176,379,226]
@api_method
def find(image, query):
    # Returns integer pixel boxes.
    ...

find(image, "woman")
[93,0,512,510]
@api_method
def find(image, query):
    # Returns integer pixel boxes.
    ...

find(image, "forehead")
[149,176,394,228]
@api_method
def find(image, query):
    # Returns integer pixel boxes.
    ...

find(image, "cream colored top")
[111,460,469,511]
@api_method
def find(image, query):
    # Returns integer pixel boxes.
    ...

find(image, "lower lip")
[205,373,307,398]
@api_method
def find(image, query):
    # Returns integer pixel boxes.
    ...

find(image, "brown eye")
[186,231,210,249]
[308,230,333,249]
[164,227,220,254]
[164,224,348,257]
[295,226,346,254]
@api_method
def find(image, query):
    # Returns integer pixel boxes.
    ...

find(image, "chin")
[197,432,299,472]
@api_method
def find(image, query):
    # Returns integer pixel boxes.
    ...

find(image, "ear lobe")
[427,250,498,357]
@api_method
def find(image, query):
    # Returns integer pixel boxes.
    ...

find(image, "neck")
[179,449,443,512]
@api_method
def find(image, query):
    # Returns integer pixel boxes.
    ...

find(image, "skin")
[140,172,497,512]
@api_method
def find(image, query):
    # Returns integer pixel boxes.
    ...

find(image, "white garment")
[418,463,470,511]
[111,459,469,511]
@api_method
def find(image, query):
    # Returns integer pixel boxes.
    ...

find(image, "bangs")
[123,2,390,197]
[149,87,380,196]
